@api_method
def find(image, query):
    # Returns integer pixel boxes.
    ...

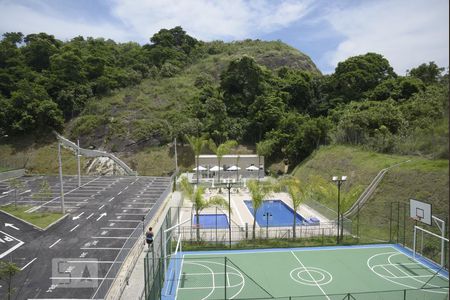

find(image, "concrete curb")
[0,169,25,182]
[0,208,69,231]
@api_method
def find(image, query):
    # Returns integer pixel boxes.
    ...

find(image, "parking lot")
[0,175,171,299]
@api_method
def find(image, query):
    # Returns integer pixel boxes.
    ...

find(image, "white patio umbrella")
[193,166,207,171]
[209,165,223,172]
[227,165,241,171]
[246,165,259,171]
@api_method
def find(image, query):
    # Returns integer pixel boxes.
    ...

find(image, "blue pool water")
[193,214,229,228]
[244,200,312,227]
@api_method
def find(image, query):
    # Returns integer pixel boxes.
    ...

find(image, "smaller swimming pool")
[244,200,311,227]
[193,214,229,228]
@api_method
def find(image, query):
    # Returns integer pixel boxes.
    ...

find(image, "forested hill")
[0,26,448,176]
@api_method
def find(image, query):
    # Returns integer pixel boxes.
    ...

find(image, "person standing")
[146,227,154,249]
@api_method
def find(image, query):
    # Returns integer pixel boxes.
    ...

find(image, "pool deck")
[182,191,332,228]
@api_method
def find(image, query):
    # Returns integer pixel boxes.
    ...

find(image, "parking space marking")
[107,220,141,222]
[80,247,124,250]
[49,239,61,248]
[92,237,129,239]
[67,260,121,264]
[86,213,94,219]
[108,197,115,202]
[70,224,80,232]
[98,204,105,210]
[21,258,37,270]
[27,176,101,212]
[100,227,135,230]
[0,231,24,259]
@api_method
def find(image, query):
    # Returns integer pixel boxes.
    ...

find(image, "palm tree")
[235,147,244,183]
[180,177,229,241]
[256,140,273,181]
[247,179,273,239]
[186,135,208,185]
[209,140,237,185]
[279,177,308,238]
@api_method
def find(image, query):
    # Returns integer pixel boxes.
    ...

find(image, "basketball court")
[162,244,448,299]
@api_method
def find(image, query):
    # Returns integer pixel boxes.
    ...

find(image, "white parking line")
[118,191,123,195]
[115,213,146,215]
[92,237,130,239]
[100,227,135,230]
[49,239,62,248]
[107,219,141,222]
[21,258,37,270]
[80,247,125,250]
[0,231,24,259]
[67,260,122,264]
[86,213,94,219]
[108,197,115,202]
[70,224,80,232]
[98,204,105,210]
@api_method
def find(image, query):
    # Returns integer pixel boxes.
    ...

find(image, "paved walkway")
[120,191,182,300]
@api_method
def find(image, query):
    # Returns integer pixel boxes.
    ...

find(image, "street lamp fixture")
[224,180,235,248]
[332,175,347,244]
[263,212,272,239]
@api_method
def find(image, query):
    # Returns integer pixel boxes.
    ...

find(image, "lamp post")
[224,179,234,248]
[332,176,347,244]
[263,212,272,239]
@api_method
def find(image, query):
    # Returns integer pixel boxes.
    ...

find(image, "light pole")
[58,142,65,214]
[224,180,234,248]
[263,212,272,239]
[77,139,81,187]
[332,175,347,244]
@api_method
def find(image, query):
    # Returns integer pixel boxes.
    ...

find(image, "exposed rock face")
[86,157,128,176]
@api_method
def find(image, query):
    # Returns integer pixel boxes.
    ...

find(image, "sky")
[0,0,448,74]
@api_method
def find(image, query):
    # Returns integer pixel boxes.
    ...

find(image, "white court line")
[21,258,37,270]
[70,224,80,232]
[86,213,94,220]
[49,239,62,248]
[290,251,330,300]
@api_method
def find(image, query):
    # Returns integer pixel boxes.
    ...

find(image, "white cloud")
[324,0,449,74]
[0,1,133,42]
[110,0,312,41]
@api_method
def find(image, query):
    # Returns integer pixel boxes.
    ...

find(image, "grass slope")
[0,204,64,229]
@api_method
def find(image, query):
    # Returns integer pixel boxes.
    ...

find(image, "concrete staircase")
[343,160,410,218]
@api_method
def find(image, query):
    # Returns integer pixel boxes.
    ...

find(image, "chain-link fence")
[144,199,448,300]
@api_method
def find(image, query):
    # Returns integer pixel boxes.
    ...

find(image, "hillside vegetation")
[0,26,448,177]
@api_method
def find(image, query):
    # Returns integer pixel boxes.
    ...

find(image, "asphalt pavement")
[0,175,171,300]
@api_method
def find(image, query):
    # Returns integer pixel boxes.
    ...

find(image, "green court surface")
[163,245,448,300]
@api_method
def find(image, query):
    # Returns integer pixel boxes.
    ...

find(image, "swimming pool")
[244,200,311,227]
[193,213,229,228]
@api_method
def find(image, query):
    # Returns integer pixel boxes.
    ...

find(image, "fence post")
[357,203,360,242]
[224,257,227,299]
[144,256,148,300]
[347,293,350,299]
[389,202,393,242]
[245,223,248,240]
[397,201,400,243]
[403,289,406,300]
[402,202,406,246]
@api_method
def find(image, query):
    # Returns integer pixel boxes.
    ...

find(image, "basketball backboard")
[409,199,432,225]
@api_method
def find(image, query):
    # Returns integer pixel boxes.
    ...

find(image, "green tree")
[9,80,64,133]
[220,56,269,117]
[408,62,444,85]
[0,260,20,300]
[209,140,238,185]
[247,179,273,239]
[8,178,24,208]
[32,179,53,202]
[186,135,208,185]
[330,52,396,102]
[256,139,275,180]
[180,177,229,241]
